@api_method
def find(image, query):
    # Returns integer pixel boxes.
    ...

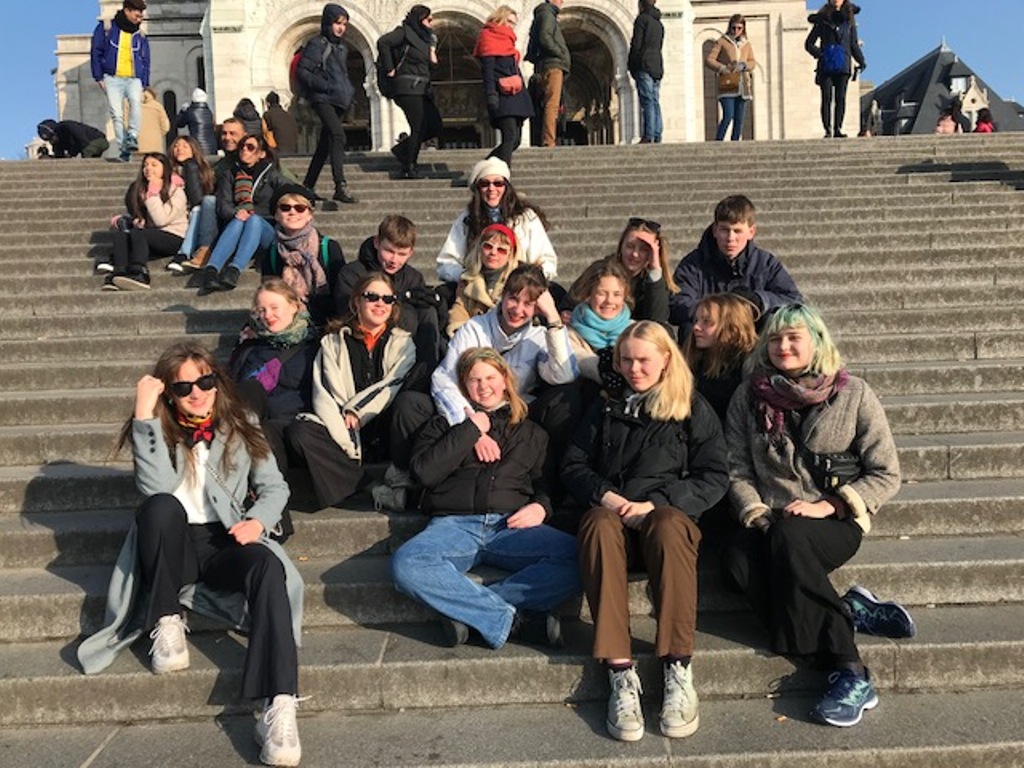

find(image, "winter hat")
[468,157,511,186]
[481,223,518,252]
[270,183,318,213]
[37,120,58,142]
[191,88,208,104]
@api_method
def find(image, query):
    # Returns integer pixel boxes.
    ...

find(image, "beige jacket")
[138,90,170,153]
[706,34,756,99]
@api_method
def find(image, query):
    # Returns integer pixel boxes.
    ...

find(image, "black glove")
[486,94,500,116]
[402,285,443,309]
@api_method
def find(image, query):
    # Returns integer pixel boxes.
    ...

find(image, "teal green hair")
[746,303,843,376]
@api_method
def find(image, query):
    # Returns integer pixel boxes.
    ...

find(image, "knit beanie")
[469,157,511,186]
[191,88,208,104]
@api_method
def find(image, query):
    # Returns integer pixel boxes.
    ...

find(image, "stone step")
[0,604,1019,726]
[896,430,1024,482]
[858,359,1024,396]
[1,535,1021,644]
[3,687,1020,767]
[881,391,1024,435]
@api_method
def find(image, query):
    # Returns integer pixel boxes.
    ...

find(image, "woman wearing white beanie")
[175,87,217,155]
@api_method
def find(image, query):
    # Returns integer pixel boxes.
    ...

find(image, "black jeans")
[135,494,298,699]
[112,228,182,274]
[393,93,443,169]
[489,116,524,166]
[304,101,348,190]
[819,73,850,134]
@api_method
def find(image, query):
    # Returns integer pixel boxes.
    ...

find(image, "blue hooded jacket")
[297,4,356,109]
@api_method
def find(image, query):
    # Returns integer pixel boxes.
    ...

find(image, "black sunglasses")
[361,291,399,305]
[169,373,217,398]
[278,203,309,213]
[476,179,507,189]
[628,216,661,233]
[240,142,260,152]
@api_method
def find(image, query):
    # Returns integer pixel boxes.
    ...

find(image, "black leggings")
[135,494,298,700]
[112,228,182,273]
[393,94,443,168]
[489,116,524,166]
[819,73,850,134]
[305,101,348,190]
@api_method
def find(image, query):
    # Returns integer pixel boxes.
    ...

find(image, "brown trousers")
[578,505,701,660]
[540,68,564,147]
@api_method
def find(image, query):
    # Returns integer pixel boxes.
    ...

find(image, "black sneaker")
[439,617,469,647]
[508,610,563,648]
[219,265,241,290]
[401,167,425,180]
[201,266,221,293]
[332,185,358,204]
[100,274,119,291]
[112,271,151,291]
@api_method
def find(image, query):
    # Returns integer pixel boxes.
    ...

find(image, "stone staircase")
[2,136,1024,765]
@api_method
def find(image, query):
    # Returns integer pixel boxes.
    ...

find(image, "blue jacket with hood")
[298,4,357,110]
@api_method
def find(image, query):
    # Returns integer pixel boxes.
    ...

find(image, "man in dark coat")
[263,92,299,155]
[628,0,665,143]
[526,0,570,147]
[299,3,358,203]
[36,119,109,158]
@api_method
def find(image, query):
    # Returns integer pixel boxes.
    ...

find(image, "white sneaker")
[606,666,645,742]
[255,694,302,766]
[95,260,114,274]
[148,614,189,674]
[660,660,699,738]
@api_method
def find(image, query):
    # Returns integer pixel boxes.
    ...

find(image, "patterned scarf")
[749,368,850,438]
[175,409,215,448]
[276,224,326,304]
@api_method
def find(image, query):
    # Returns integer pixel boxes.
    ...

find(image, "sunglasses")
[476,179,507,190]
[482,241,511,257]
[278,203,309,213]
[627,216,661,233]
[169,373,217,398]
[240,142,260,152]
[361,291,399,305]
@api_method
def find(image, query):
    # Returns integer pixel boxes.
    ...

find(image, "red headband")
[482,223,517,252]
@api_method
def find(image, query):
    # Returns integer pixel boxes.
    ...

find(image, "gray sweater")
[725,374,900,533]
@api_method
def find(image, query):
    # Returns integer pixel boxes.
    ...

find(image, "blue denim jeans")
[633,72,662,142]
[391,513,581,648]
[178,196,219,257]
[103,75,142,155]
[206,214,276,272]
[716,96,748,141]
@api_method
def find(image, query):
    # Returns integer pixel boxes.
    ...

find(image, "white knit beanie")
[468,157,511,186]
[192,88,208,104]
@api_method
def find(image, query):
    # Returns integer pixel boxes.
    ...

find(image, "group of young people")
[79,153,916,765]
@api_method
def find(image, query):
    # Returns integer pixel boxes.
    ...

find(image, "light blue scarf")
[571,302,632,350]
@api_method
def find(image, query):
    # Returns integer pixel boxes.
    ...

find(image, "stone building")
[54,0,847,150]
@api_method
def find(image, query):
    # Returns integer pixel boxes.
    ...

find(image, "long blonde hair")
[682,294,758,377]
[614,321,693,421]
[456,347,529,425]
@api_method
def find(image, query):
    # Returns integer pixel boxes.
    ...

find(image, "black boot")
[333,184,358,204]
[508,610,563,648]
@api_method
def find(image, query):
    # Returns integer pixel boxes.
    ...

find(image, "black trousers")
[135,494,298,699]
[304,101,348,190]
[819,73,850,134]
[285,419,371,509]
[721,514,862,666]
[393,94,443,169]
[488,116,524,166]
[113,228,182,273]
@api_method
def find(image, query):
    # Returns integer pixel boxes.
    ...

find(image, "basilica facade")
[55,0,845,151]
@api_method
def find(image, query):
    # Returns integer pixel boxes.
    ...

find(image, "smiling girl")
[568,259,633,399]
[446,223,522,337]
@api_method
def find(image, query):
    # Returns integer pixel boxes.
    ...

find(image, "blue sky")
[1,1,1020,158]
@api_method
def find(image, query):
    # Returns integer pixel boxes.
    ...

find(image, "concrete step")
[858,359,1024,396]
[881,391,1024,435]
[896,431,1024,482]
[0,604,1020,726]
[3,687,1020,767]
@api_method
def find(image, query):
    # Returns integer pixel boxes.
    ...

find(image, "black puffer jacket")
[562,392,728,517]
[628,5,664,80]
[378,19,434,97]
[176,102,217,155]
[411,407,552,518]
[298,4,357,109]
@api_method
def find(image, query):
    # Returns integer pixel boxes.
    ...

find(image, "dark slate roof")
[861,43,1024,134]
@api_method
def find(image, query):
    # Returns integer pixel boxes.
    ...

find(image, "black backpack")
[376,38,409,100]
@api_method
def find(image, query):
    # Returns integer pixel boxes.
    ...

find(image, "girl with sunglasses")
[706,14,756,141]
[286,272,416,510]
[78,342,305,767]
[436,157,556,288]
[261,184,345,327]
[202,133,288,293]
[445,222,522,337]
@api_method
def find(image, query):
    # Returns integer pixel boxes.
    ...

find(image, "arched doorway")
[431,12,485,149]
[551,11,621,146]
[701,38,753,142]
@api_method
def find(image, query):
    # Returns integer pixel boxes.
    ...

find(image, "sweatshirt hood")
[321,4,349,41]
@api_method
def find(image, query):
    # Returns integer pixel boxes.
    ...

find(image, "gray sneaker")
[255,694,301,766]
[148,614,189,674]
[606,666,644,742]
[660,660,699,738]
[372,464,414,512]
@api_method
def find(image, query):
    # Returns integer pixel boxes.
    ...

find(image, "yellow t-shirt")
[115,30,134,78]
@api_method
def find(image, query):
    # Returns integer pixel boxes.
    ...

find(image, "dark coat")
[178,158,209,207]
[46,120,106,158]
[529,2,570,74]
[262,233,346,326]
[215,160,288,222]
[298,5,356,110]
[479,54,533,122]
[263,104,298,155]
[562,392,728,517]
[628,6,664,80]
[805,4,865,82]
[630,271,670,324]
[411,406,552,518]
[233,102,263,139]
[90,13,150,85]
[377,22,434,97]
[694,362,745,425]
[334,237,427,335]
[669,226,804,342]
[229,335,319,420]
[175,102,217,155]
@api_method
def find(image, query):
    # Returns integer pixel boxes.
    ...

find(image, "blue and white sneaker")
[812,668,878,727]
[843,585,916,638]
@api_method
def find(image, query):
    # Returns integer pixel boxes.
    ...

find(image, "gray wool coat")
[725,374,900,533]
[77,418,303,675]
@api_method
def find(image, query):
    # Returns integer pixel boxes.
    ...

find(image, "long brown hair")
[615,218,679,293]
[114,342,269,477]
[324,272,401,336]
[682,294,758,377]
[126,152,175,219]
[465,179,550,247]
[170,135,216,194]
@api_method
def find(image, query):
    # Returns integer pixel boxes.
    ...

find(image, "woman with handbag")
[706,14,755,141]
[722,304,905,728]
[806,0,865,138]
[378,5,443,179]
[474,5,533,166]
[77,342,304,766]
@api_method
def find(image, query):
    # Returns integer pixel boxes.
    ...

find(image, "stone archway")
[431,11,488,149]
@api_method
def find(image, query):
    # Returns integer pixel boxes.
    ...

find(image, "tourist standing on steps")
[564,320,728,742]
[706,14,755,142]
[299,4,359,204]
[263,92,299,156]
[628,0,664,144]
[526,0,570,147]
[175,88,217,156]
[474,5,533,166]
[138,87,170,153]
[805,0,865,139]
[379,5,444,179]
[77,342,305,767]
[90,0,151,162]
[721,304,903,728]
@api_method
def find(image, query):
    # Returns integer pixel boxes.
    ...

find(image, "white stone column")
[660,0,695,143]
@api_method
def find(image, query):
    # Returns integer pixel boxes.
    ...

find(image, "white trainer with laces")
[255,694,302,767]
[606,666,645,742]
[660,660,699,738]
[148,614,189,674]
